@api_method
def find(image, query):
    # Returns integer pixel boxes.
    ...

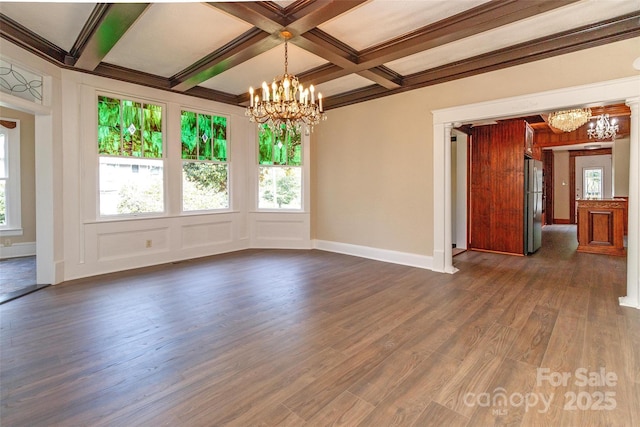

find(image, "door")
[573,154,612,220]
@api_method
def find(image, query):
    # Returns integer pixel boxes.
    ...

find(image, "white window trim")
[96,93,167,219]
[0,119,23,236]
[255,128,309,212]
[179,109,232,214]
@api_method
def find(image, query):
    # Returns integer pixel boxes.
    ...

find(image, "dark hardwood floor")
[0,256,43,304]
[1,225,638,426]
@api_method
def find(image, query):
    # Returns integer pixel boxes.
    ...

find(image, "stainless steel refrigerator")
[524,158,543,254]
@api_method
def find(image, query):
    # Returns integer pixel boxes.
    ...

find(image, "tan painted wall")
[0,107,36,244]
[553,151,571,221]
[613,137,630,197]
[312,37,640,256]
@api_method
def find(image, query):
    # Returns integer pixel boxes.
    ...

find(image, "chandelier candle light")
[246,31,326,133]
[547,108,591,132]
[587,114,618,140]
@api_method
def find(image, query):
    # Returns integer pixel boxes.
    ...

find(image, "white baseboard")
[0,241,36,259]
[619,295,640,309]
[313,239,433,270]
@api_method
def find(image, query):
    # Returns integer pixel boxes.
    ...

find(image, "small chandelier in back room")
[587,114,618,140]
[245,30,327,134]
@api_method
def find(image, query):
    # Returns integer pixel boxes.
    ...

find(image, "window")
[97,95,164,216]
[181,111,229,211]
[258,125,302,210]
[0,124,22,235]
[583,167,603,200]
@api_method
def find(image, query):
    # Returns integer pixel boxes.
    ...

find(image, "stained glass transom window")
[98,96,163,158]
[181,111,227,161]
[258,125,301,166]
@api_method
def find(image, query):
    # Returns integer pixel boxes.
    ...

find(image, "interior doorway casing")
[433,76,640,309]
[0,94,55,286]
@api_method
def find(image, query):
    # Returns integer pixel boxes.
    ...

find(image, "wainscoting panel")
[181,220,233,249]
[0,242,37,259]
[249,213,311,249]
[76,215,248,280]
[97,227,169,262]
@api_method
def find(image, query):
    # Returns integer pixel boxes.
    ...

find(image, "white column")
[35,114,56,284]
[432,121,457,274]
[443,123,458,274]
[432,122,445,272]
[621,97,640,309]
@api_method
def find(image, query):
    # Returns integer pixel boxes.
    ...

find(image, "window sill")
[0,227,24,237]
[250,210,307,214]
[85,210,241,225]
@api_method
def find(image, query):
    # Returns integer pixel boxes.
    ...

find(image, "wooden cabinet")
[525,123,534,157]
[524,124,543,160]
[469,120,533,255]
[576,199,626,256]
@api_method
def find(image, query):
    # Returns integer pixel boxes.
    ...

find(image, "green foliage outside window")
[182,162,228,194]
[258,125,301,166]
[259,167,300,208]
[97,96,163,158]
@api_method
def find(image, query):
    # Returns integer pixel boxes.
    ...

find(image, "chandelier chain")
[284,40,288,75]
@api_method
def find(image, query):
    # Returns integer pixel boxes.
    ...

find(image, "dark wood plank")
[433,323,518,417]
[303,391,374,426]
[412,401,469,427]
[507,304,559,367]
[467,358,539,426]
[356,351,462,427]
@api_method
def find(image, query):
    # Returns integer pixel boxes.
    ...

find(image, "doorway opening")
[434,76,639,308]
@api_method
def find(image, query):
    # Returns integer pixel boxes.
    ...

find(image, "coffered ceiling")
[1,1,639,110]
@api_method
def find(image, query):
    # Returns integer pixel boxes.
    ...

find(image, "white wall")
[613,137,630,197]
[553,151,571,221]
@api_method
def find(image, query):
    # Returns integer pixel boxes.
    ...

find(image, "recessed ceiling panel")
[0,2,96,51]
[272,1,297,8]
[199,43,328,96]
[104,3,253,78]
[386,0,639,75]
[318,0,491,51]
[315,74,373,98]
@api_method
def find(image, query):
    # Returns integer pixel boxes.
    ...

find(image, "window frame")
[96,92,167,219]
[256,125,306,212]
[180,108,231,214]
[583,166,604,200]
[0,121,22,236]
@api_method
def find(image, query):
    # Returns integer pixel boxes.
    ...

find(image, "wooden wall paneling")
[469,120,526,255]
[535,116,630,149]
[469,125,492,251]
[495,120,525,254]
